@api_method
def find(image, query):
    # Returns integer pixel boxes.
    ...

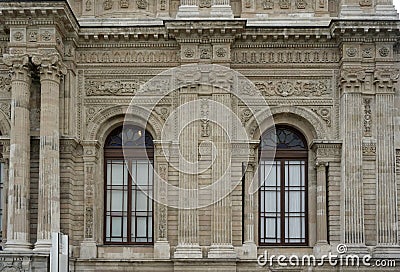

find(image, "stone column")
[0,139,10,248]
[315,162,328,246]
[340,69,368,253]
[373,69,400,257]
[208,93,236,258]
[176,0,200,18]
[241,159,257,259]
[3,54,32,251]
[80,141,100,259]
[210,0,233,18]
[32,53,66,252]
[174,92,202,258]
[153,141,171,259]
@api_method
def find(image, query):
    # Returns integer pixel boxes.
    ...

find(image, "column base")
[240,241,257,260]
[174,244,202,259]
[208,244,236,259]
[210,5,233,18]
[338,244,369,256]
[313,242,330,258]
[4,240,32,252]
[176,5,200,18]
[373,245,400,259]
[33,239,51,253]
[154,240,171,259]
[80,240,97,259]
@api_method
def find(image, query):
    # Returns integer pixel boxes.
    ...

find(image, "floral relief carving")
[359,0,372,6]
[0,75,11,93]
[40,30,53,41]
[296,0,307,9]
[200,99,210,137]
[184,48,195,58]
[199,0,212,8]
[28,31,38,42]
[255,79,330,97]
[262,0,274,9]
[120,0,129,8]
[311,107,331,127]
[103,0,113,10]
[362,47,372,58]
[13,31,24,42]
[346,47,357,57]
[77,50,179,64]
[216,48,227,58]
[86,0,92,11]
[363,98,372,137]
[362,142,376,156]
[378,47,390,57]
[85,79,144,96]
[279,0,290,9]
[136,0,147,9]
[85,206,93,238]
[160,0,166,9]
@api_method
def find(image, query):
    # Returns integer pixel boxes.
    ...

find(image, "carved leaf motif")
[255,80,330,97]
[0,76,11,93]
[85,80,142,96]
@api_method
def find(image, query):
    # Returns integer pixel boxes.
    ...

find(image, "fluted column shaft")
[3,54,32,251]
[340,72,365,245]
[375,71,398,245]
[316,162,328,244]
[174,92,202,258]
[33,54,66,252]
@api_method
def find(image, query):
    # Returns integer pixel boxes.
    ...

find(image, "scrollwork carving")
[255,79,330,97]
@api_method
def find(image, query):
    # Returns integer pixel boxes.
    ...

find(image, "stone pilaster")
[339,69,368,253]
[2,54,32,252]
[373,69,400,258]
[32,53,67,253]
[176,0,200,18]
[80,141,100,259]
[174,92,202,259]
[153,141,171,259]
[208,93,236,259]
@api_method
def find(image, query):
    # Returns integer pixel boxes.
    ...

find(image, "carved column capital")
[374,68,399,93]
[82,140,101,161]
[32,53,67,83]
[340,68,366,89]
[311,140,342,163]
[3,54,31,82]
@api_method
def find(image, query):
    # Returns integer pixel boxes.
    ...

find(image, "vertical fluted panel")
[376,93,398,245]
[178,93,199,246]
[316,163,328,243]
[211,93,231,246]
[341,90,365,244]
[181,0,198,5]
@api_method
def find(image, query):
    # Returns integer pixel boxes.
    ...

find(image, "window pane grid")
[104,133,154,245]
[260,158,307,245]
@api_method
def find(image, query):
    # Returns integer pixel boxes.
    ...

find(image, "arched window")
[104,126,154,244]
[259,125,308,245]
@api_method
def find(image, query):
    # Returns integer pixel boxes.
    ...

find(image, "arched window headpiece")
[260,126,307,150]
[105,125,154,147]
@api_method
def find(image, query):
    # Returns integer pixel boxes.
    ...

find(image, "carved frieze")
[77,50,179,64]
[362,142,376,156]
[136,0,147,9]
[262,0,274,9]
[231,49,339,64]
[85,79,145,96]
[279,0,290,9]
[254,79,331,97]
[199,0,212,8]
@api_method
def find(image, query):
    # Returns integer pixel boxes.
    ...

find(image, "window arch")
[104,125,154,244]
[259,125,308,245]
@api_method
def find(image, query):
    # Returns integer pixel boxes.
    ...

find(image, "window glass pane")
[111,217,122,236]
[265,218,276,238]
[136,161,149,185]
[112,161,125,185]
[289,217,301,238]
[106,216,110,238]
[136,191,147,211]
[111,191,123,211]
[265,191,277,212]
[136,217,147,237]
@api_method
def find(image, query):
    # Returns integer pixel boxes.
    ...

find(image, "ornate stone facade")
[0,0,399,271]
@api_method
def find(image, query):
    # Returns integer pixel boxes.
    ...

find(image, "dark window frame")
[258,126,309,246]
[103,126,154,245]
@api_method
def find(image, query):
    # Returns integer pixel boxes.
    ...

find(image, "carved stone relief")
[363,98,372,137]
[0,75,11,93]
[254,79,331,97]
[85,79,145,96]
